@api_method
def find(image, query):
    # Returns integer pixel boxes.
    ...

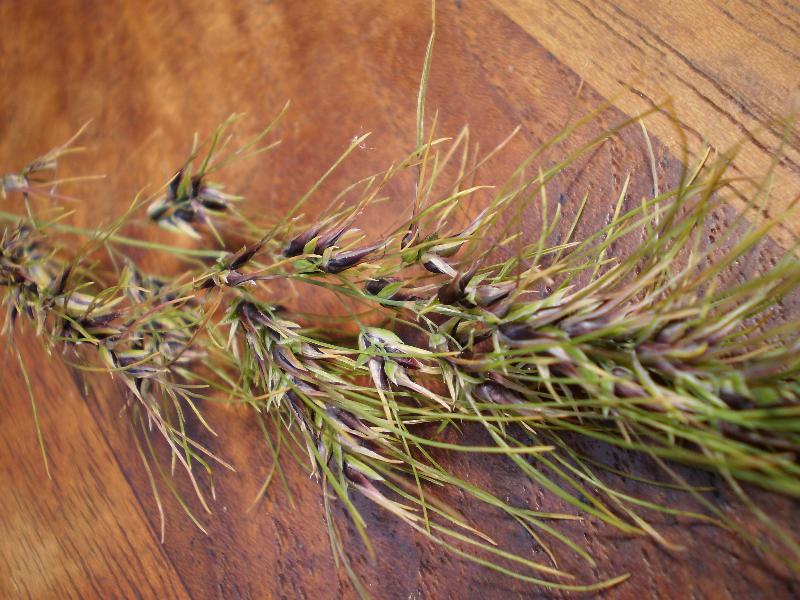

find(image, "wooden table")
[1,1,799,598]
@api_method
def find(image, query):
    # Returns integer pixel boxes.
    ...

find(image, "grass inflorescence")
[2,61,800,592]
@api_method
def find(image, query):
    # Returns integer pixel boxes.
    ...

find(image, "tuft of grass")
[2,49,800,593]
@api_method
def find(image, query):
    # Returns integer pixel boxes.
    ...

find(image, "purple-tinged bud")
[368,357,389,390]
[322,243,382,274]
[366,278,392,295]
[401,225,417,249]
[313,225,349,254]
[168,170,183,198]
[197,183,238,211]
[365,278,423,301]
[283,224,323,257]
[498,322,539,343]
[474,282,515,307]
[423,255,456,276]
[237,301,274,331]
[227,241,263,270]
[437,277,466,305]
[474,381,524,406]
[50,264,73,296]
[272,346,308,378]
[343,462,370,487]
[437,267,476,306]
[562,320,604,337]
[611,368,646,398]
[2,174,28,196]
[224,271,257,287]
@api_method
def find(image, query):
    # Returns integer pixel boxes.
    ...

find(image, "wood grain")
[1,1,799,598]
[0,335,190,599]
[492,0,800,248]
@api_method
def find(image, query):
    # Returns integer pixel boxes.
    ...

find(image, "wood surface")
[495,0,800,248]
[1,1,799,598]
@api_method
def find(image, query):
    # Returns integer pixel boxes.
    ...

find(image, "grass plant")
[2,29,800,593]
